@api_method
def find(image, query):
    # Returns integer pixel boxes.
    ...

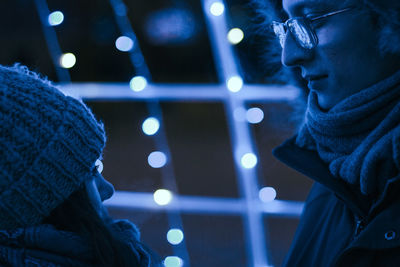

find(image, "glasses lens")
[287,18,316,49]
[271,21,286,48]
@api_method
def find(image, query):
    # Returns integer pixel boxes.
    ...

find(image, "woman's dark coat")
[274,136,400,267]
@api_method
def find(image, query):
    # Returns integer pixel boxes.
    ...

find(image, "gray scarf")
[296,70,400,196]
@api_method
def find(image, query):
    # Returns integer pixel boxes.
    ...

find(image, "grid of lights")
[34,0,304,266]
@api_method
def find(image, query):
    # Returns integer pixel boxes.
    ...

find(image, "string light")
[227,28,244,44]
[48,11,64,26]
[259,187,277,202]
[59,53,76,68]
[233,107,246,122]
[209,2,224,16]
[241,153,257,169]
[246,107,264,124]
[164,256,183,267]
[129,76,147,92]
[115,36,134,52]
[167,229,184,245]
[154,189,173,206]
[226,76,243,92]
[148,151,167,168]
[142,117,160,135]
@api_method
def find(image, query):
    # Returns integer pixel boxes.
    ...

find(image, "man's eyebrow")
[283,1,335,17]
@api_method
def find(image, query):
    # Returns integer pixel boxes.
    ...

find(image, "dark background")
[3,0,312,266]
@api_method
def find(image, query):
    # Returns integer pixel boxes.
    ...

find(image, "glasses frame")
[271,7,354,49]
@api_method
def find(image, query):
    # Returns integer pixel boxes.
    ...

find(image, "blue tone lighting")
[259,187,277,203]
[142,117,160,135]
[240,153,258,169]
[164,256,183,267]
[167,229,184,245]
[153,189,173,206]
[129,76,147,92]
[59,53,76,69]
[233,107,247,122]
[144,8,197,45]
[226,76,243,92]
[48,11,64,26]
[115,36,134,52]
[246,107,264,124]
[209,2,225,16]
[227,28,244,45]
[148,151,167,168]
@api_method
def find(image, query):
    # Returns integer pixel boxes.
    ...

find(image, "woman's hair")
[43,186,140,267]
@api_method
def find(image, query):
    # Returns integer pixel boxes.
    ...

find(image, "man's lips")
[303,75,328,81]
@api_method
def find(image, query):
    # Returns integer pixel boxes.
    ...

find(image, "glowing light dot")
[259,187,277,202]
[241,153,257,169]
[148,151,167,168]
[227,28,244,44]
[115,36,134,52]
[48,11,64,26]
[154,189,173,206]
[246,107,264,124]
[129,76,147,92]
[210,2,225,16]
[227,76,243,92]
[142,117,160,135]
[59,53,76,68]
[233,107,246,122]
[164,256,183,267]
[167,229,184,245]
[95,159,103,174]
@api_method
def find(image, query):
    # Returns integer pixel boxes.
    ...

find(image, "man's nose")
[281,31,313,67]
[95,174,115,201]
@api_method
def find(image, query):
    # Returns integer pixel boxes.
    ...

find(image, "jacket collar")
[273,135,371,217]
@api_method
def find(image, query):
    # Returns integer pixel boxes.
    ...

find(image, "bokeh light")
[167,229,184,245]
[129,76,147,92]
[142,117,160,135]
[48,11,64,26]
[164,256,183,267]
[227,28,244,44]
[226,76,243,92]
[59,53,76,68]
[154,189,173,206]
[233,107,246,122]
[95,159,103,174]
[115,36,134,52]
[246,107,264,124]
[259,187,277,202]
[241,153,258,169]
[210,2,224,16]
[148,151,167,168]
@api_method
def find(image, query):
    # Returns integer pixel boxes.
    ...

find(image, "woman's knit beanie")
[0,64,106,229]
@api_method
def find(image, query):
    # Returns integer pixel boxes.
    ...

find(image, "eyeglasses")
[271,7,353,49]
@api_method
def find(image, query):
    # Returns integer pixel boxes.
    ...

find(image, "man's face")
[281,0,400,110]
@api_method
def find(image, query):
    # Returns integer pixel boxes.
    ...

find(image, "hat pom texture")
[0,65,106,229]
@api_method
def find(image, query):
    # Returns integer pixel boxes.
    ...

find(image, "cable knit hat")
[0,65,106,229]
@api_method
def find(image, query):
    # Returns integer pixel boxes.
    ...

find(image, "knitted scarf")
[296,69,400,196]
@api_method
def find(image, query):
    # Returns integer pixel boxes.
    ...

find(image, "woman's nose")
[281,31,313,67]
[95,174,115,201]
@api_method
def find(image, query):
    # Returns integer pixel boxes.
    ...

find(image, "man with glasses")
[256,0,400,265]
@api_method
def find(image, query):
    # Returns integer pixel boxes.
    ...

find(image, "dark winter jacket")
[274,136,400,267]
[0,219,151,267]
